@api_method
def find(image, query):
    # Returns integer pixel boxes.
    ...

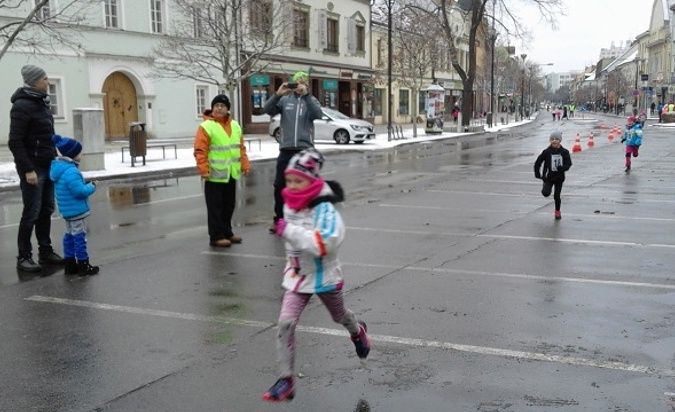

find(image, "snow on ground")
[0,118,531,190]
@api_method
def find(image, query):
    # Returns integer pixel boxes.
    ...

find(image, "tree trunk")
[412,87,418,138]
[461,84,473,128]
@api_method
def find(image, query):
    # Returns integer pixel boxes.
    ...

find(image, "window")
[326,18,338,52]
[195,86,208,116]
[150,0,164,34]
[399,90,409,115]
[192,7,203,38]
[372,88,383,116]
[250,0,272,38]
[48,79,64,118]
[104,0,119,28]
[293,9,308,48]
[34,0,51,21]
[356,24,365,52]
[377,39,383,66]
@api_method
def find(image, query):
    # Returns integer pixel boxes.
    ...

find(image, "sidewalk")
[0,117,534,191]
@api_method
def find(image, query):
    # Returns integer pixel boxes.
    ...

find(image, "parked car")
[268,107,375,144]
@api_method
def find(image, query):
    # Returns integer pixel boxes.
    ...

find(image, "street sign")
[641,74,649,81]
[249,74,270,87]
[632,89,639,96]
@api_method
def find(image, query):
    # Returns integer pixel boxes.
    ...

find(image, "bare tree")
[392,12,436,136]
[405,0,562,127]
[152,0,290,119]
[0,0,98,61]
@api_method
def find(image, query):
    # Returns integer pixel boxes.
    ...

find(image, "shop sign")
[323,79,338,90]
[249,73,270,87]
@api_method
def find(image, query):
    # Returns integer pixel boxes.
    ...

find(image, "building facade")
[0,0,372,143]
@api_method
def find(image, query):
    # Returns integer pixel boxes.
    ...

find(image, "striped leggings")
[276,290,359,377]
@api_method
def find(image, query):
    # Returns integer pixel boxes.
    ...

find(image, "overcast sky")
[515,0,654,74]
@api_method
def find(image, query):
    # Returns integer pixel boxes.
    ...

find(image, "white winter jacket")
[280,181,345,294]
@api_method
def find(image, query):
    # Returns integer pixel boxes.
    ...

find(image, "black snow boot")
[77,260,99,275]
[64,258,78,275]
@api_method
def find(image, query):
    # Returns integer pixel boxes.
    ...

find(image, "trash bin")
[128,122,147,167]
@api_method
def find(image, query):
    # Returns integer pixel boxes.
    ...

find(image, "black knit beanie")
[211,94,231,110]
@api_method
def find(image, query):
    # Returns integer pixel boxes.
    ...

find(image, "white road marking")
[201,251,675,290]
[379,203,675,223]
[480,233,675,249]
[347,226,675,248]
[25,295,675,378]
[427,189,675,203]
[347,226,675,249]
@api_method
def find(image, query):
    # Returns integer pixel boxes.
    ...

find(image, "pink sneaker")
[554,210,561,220]
[351,321,371,359]
[262,377,294,402]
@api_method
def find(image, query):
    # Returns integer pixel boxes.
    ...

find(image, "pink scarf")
[282,178,325,211]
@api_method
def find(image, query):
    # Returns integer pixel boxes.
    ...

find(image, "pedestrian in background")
[622,116,643,173]
[194,94,250,248]
[263,71,322,233]
[8,64,64,273]
[262,149,370,402]
[50,135,99,275]
[534,131,572,220]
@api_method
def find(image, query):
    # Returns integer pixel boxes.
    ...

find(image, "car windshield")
[322,107,350,120]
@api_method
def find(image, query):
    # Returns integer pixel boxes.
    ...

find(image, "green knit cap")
[291,71,309,82]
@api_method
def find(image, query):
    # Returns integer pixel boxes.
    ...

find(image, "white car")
[268,107,375,144]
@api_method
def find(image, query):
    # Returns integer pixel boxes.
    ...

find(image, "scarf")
[282,178,325,211]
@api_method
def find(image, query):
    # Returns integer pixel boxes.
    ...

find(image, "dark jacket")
[534,146,572,182]
[263,92,322,150]
[8,87,56,174]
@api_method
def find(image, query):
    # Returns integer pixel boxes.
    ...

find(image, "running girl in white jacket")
[262,149,370,402]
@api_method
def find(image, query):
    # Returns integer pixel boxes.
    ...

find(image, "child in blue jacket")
[50,135,99,275]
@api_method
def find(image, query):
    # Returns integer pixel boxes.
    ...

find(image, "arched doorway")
[102,72,139,139]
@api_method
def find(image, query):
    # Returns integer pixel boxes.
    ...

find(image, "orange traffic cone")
[572,134,582,153]
[608,130,615,141]
[587,132,595,147]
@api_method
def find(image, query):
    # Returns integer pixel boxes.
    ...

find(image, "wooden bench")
[244,137,262,151]
[121,143,178,167]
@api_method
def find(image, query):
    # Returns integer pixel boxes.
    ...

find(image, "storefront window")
[419,91,425,115]
[250,73,270,123]
[372,88,383,116]
[399,89,409,115]
[322,79,338,109]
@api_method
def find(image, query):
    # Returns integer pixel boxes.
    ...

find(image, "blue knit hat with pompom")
[52,134,82,159]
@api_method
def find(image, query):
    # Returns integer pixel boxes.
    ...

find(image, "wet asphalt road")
[1,112,674,411]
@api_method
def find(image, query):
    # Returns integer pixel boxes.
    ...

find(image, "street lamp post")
[387,0,393,142]
[520,53,527,120]
[488,0,497,128]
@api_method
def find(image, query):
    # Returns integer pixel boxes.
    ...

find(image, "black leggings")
[542,180,563,211]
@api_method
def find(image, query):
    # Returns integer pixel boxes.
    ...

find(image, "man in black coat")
[8,64,64,272]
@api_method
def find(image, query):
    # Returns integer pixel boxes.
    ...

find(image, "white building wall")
[1,0,372,144]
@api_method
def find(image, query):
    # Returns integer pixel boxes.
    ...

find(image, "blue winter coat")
[49,157,96,219]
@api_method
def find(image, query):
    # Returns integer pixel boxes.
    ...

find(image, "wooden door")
[102,72,138,139]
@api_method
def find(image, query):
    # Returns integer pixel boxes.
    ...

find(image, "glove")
[274,219,287,237]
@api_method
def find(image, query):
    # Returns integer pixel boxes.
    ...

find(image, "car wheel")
[273,128,281,143]
[334,129,350,144]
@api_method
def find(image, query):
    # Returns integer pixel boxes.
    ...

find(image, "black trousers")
[542,180,563,211]
[273,149,302,221]
[18,167,55,259]
[204,179,236,242]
